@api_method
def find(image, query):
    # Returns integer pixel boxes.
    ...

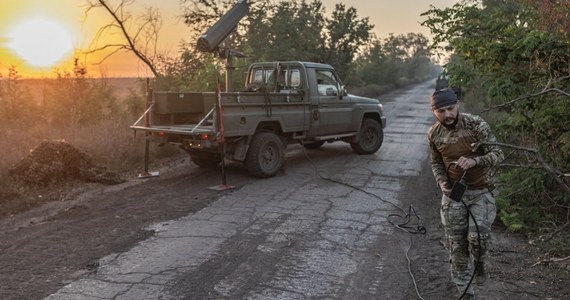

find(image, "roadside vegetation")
[0,0,436,215]
[0,61,180,215]
[85,0,437,93]
[423,0,569,254]
[2,0,567,252]
[1,0,567,269]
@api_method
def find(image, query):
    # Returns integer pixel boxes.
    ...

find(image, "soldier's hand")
[456,156,477,170]
[439,181,451,196]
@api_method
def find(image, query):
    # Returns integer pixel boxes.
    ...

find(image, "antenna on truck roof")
[197,0,249,92]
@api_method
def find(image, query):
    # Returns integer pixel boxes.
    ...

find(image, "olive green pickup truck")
[131,61,386,177]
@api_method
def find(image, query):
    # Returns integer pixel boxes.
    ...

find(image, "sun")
[7,18,74,68]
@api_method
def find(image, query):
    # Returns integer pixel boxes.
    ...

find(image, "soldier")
[427,89,504,299]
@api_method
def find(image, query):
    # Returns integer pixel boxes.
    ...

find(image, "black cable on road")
[300,143,427,300]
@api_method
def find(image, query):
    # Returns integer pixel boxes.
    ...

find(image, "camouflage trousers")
[440,188,496,295]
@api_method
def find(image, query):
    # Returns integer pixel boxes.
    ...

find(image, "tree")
[179,0,372,89]
[85,0,163,77]
[350,33,435,93]
[175,0,251,91]
[422,0,570,235]
[248,0,327,63]
[47,59,119,126]
[351,39,386,85]
[324,3,373,78]
[0,66,35,125]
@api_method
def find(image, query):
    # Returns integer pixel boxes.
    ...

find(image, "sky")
[0,0,458,78]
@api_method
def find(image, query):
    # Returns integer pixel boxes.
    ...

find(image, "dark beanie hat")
[431,89,458,110]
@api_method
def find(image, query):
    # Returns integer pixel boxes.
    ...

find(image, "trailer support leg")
[209,143,233,191]
[137,78,159,179]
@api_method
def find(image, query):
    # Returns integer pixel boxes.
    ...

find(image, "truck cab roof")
[249,61,333,69]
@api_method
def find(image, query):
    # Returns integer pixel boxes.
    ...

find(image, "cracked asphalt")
[45,82,436,300]
[3,81,567,300]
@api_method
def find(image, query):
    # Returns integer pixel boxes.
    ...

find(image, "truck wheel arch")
[245,131,284,178]
[351,118,383,154]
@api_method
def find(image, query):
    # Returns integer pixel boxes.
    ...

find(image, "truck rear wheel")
[351,118,383,154]
[245,132,284,178]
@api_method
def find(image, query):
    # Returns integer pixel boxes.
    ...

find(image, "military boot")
[474,261,488,285]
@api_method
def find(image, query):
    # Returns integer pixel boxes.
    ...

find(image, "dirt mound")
[9,140,125,186]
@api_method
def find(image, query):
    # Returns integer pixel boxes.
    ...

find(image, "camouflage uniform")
[428,113,504,295]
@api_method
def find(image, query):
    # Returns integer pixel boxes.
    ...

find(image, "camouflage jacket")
[428,113,504,189]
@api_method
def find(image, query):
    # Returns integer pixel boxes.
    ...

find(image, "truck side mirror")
[325,87,336,96]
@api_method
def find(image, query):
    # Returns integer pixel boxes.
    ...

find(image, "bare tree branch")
[481,88,570,113]
[477,141,570,195]
[477,141,539,154]
[498,163,546,170]
[84,0,161,77]
[480,75,570,113]
[531,254,570,266]
[92,47,128,65]
[540,222,570,242]
[84,44,130,53]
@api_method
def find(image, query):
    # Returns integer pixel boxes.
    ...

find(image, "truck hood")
[346,94,380,104]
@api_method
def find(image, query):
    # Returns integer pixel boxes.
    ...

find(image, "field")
[0,77,179,216]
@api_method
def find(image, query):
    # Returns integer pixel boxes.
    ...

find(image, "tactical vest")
[430,114,490,189]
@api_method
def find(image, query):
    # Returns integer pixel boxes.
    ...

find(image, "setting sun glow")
[7,18,74,68]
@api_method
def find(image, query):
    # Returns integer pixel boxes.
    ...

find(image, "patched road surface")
[46,81,439,299]
[3,81,567,300]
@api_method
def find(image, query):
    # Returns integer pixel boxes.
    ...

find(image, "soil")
[0,152,233,300]
[1,140,126,218]
[0,142,569,299]
[9,140,125,187]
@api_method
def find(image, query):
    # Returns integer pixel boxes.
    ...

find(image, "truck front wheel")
[351,119,383,154]
[245,132,284,178]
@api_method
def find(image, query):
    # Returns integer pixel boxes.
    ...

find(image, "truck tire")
[351,118,383,154]
[245,132,284,178]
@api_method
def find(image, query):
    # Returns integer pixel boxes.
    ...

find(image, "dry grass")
[0,119,180,216]
[0,77,181,216]
[1,119,182,173]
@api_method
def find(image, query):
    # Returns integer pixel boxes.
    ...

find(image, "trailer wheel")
[351,118,383,154]
[245,132,284,178]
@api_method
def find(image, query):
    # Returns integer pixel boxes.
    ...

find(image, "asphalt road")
[8,80,565,300]
[42,81,440,299]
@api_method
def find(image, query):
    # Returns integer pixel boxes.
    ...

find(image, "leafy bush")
[422,0,570,237]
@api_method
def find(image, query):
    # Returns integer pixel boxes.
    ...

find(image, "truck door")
[313,69,353,135]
